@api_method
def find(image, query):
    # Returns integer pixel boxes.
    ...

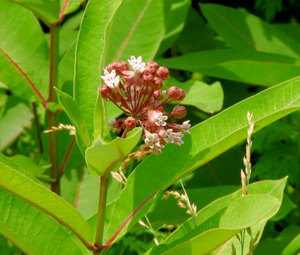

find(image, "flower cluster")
[99,56,191,154]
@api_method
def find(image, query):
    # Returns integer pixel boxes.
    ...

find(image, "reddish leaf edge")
[0,48,48,108]
[102,189,159,250]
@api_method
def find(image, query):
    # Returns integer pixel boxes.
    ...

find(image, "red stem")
[59,137,76,176]
[103,190,159,250]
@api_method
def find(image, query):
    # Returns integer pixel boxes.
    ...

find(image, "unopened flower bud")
[99,85,112,99]
[117,61,129,74]
[124,117,136,130]
[143,73,154,86]
[153,90,164,101]
[167,86,185,101]
[153,77,163,90]
[107,62,118,72]
[144,61,159,75]
[111,88,122,102]
[156,66,169,80]
[172,105,186,119]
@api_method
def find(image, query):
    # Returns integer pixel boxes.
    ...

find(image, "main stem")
[94,171,110,254]
[48,24,60,194]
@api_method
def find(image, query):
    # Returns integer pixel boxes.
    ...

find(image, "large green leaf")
[0,154,93,249]
[8,0,59,24]
[104,75,300,243]
[85,128,142,176]
[74,0,122,141]
[200,4,300,59]
[157,50,300,86]
[146,178,286,255]
[156,0,190,57]
[0,190,84,255]
[0,0,49,106]
[106,0,166,63]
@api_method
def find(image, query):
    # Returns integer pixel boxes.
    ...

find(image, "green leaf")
[143,186,239,229]
[0,103,33,151]
[85,128,142,176]
[255,225,300,255]
[10,155,47,178]
[200,4,300,59]
[60,0,85,19]
[164,78,223,113]
[0,190,84,255]
[106,0,166,63]
[157,50,300,86]
[156,0,190,57]
[0,154,93,248]
[0,0,49,106]
[55,88,91,154]
[8,0,60,24]
[104,75,300,243]
[274,24,300,44]
[146,178,286,255]
[74,0,122,141]
[176,7,216,54]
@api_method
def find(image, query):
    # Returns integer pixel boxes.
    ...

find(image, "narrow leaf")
[158,49,300,86]
[74,0,122,141]
[55,88,91,154]
[200,4,300,59]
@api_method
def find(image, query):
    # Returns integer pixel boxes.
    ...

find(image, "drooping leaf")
[104,75,300,243]
[85,127,142,176]
[74,0,122,141]
[0,0,49,107]
[0,154,93,249]
[8,0,60,24]
[157,50,300,86]
[200,4,300,59]
[106,0,167,63]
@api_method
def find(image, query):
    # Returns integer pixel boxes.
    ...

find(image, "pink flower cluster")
[99,56,191,154]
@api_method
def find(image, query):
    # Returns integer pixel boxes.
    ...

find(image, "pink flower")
[181,120,191,135]
[147,110,168,126]
[128,56,146,73]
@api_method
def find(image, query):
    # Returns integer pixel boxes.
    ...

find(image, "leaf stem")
[59,137,76,176]
[48,24,60,194]
[94,171,110,254]
[32,102,43,154]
